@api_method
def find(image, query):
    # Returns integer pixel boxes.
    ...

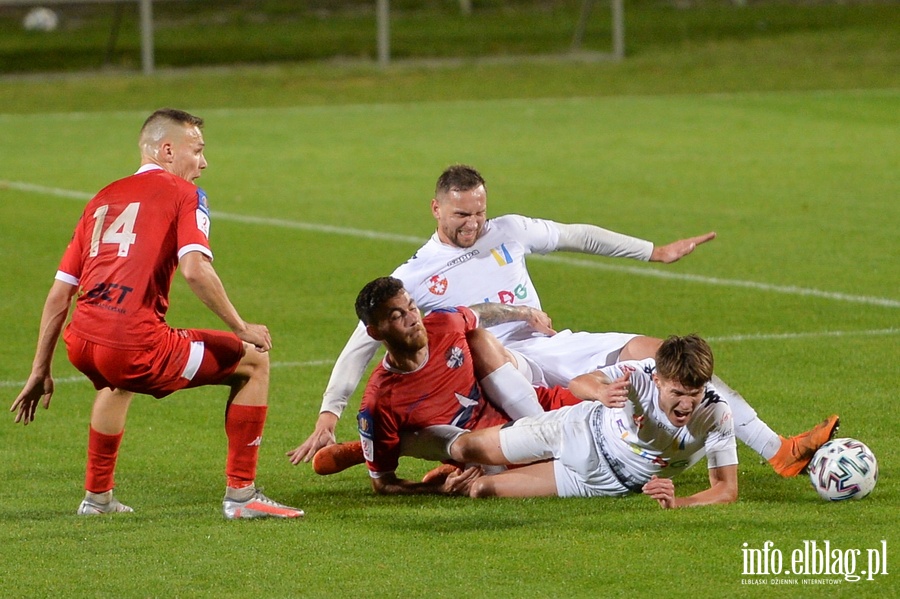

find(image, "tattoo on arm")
[469,303,530,328]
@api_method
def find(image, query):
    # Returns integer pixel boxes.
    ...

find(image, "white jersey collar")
[135,163,164,175]
[382,348,430,374]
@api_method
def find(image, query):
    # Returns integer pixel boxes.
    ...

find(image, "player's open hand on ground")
[650,231,716,263]
[10,374,54,425]
[442,466,483,496]
[643,475,677,509]
[287,412,338,464]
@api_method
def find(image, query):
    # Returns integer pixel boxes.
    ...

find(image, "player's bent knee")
[231,348,270,383]
[469,477,497,499]
[619,336,662,361]
[448,435,469,463]
[241,345,269,369]
[466,328,510,377]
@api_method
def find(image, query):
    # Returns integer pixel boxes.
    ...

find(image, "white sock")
[400,425,468,461]
[712,375,782,460]
[480,362,543,419]
[224,485,256,502]
[85,490,113,504]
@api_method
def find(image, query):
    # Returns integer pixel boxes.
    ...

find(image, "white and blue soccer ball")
[808,437,878,501]
[23,7,60,32]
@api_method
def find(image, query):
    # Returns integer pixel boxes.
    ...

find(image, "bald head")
[139,109,207,182]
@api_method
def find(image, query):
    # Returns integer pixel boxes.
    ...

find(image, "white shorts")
[506,330,637,387]
[498,402,630,498]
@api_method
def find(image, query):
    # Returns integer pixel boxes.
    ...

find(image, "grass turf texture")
[1,4,898,599]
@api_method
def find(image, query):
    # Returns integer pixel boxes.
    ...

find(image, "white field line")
[2,328,898,390]
[706,327,900,343]
[3,178,898,309]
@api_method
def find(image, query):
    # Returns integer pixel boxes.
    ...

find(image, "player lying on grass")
[312,276,580,495]
[439,335,751,506]
[293,164,837,478]
[10,109,303,520]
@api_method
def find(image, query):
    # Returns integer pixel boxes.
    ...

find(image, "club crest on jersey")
[195,188,211,238]
[428,274,449,296]
[445,346,465,369]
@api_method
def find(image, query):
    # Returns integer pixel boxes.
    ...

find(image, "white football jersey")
[392,214,558,343]
[597,359,738,484]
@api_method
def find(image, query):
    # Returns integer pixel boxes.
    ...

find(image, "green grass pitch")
[1,14,898,599]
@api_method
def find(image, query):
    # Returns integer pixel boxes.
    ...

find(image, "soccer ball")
[23,7,60,32]
[808,437,878,501]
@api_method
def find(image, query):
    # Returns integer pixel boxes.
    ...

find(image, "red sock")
[85,427,123,493]
[225,404,267,489]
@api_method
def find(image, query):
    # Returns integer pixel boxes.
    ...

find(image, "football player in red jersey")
[11,109,303,520]
[293,276,580,495]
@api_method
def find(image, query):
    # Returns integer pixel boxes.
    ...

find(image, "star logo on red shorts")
[428,275,448,296]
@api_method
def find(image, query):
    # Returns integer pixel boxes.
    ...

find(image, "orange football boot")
[768,415,840,477]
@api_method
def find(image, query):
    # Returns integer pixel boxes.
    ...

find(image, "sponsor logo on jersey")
[486,283,529,305]
[702,388,725,406]
[85,281,134,307]
[497,290,515,304]
[446,249,479,268]
[428,274,449,295]
[627,444,670,467]
[490,243,513,266]
[445,345,465,369]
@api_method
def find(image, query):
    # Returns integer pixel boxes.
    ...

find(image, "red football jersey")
[57,166,213,350]
[358,306,509,475]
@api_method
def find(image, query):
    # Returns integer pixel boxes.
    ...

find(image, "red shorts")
[64,327,245,398]
[536,386,581,411]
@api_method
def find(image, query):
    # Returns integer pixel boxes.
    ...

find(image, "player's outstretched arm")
[642,464,738,509]
[11,279,76,425]
[649,231,717,264]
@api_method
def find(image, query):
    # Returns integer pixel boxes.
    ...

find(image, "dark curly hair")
[355,276,405,325]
